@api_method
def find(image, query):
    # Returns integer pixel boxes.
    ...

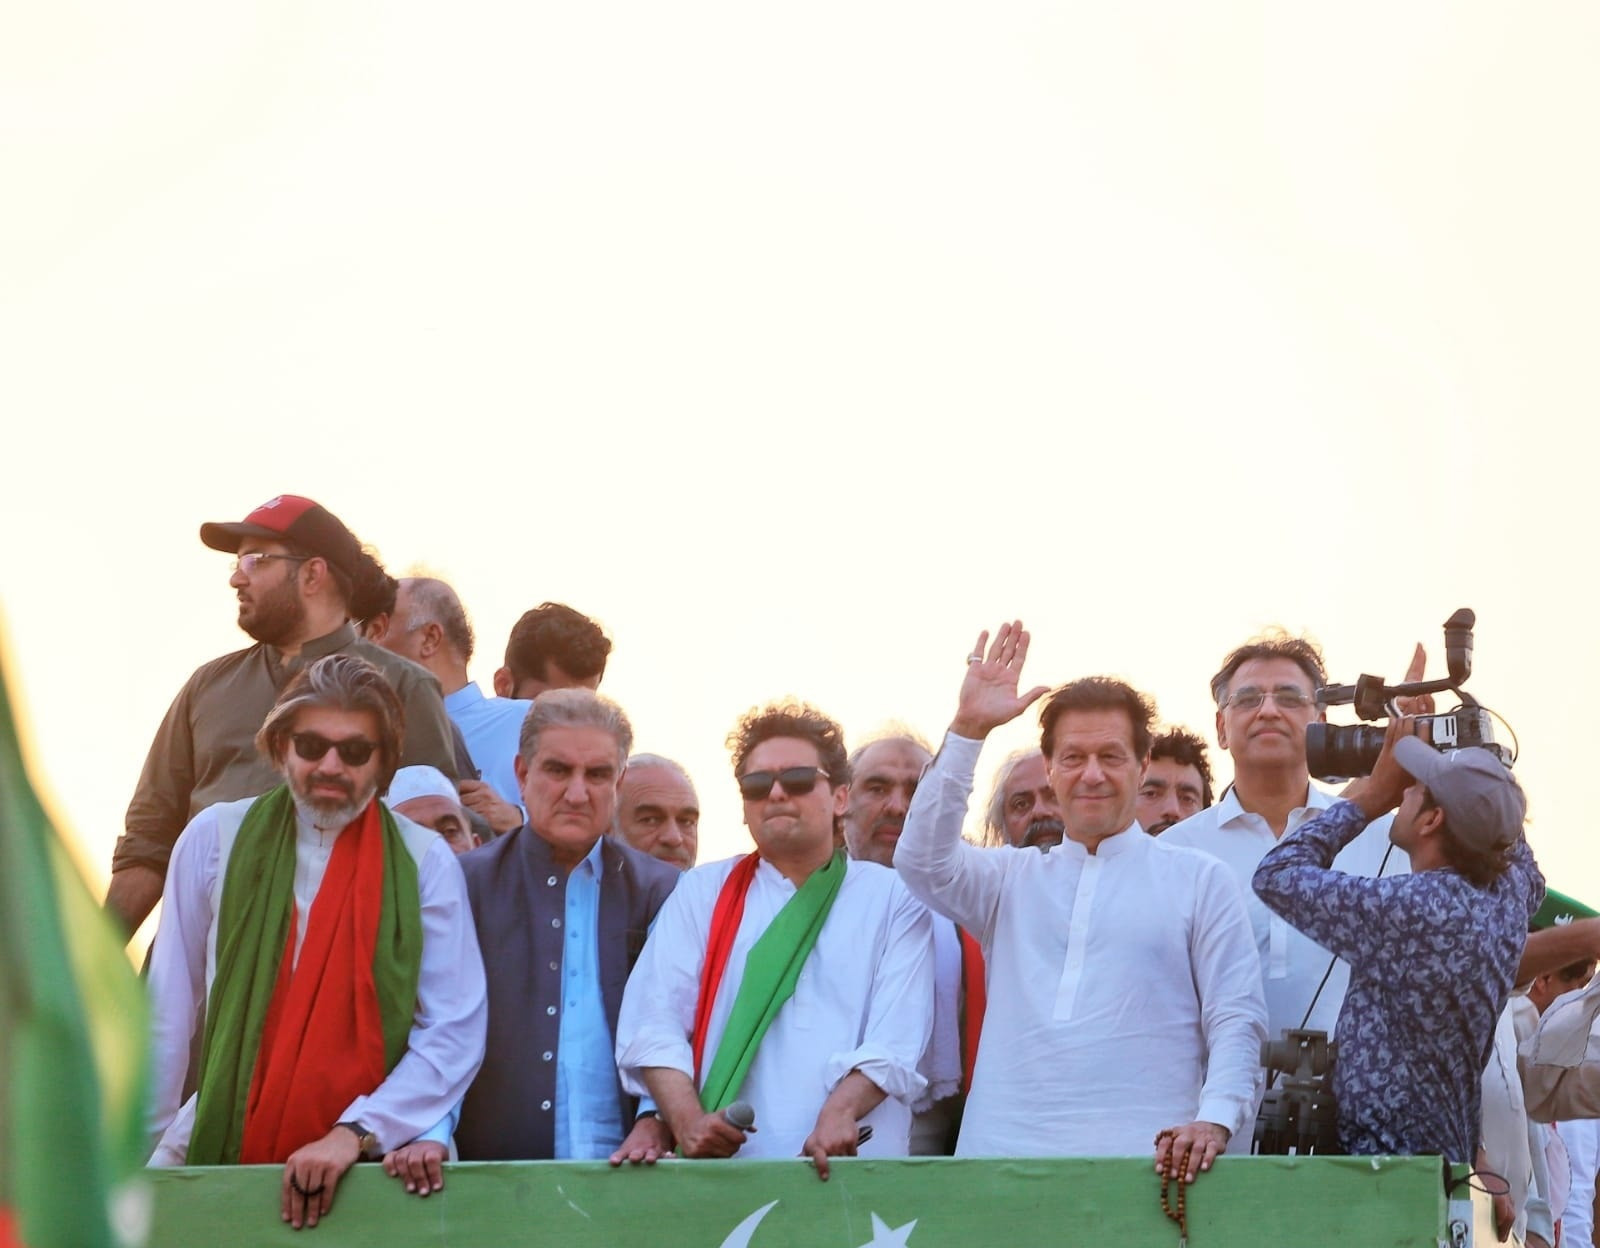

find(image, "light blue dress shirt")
[443,682,529,808]
[554,837,627,1159]
[415,837,638,1157]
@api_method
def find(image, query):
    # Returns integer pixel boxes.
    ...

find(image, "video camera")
[1305,608,1512,780]
[1253,1029,1341,1156]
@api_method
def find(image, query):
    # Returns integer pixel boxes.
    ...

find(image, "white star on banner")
[855,1212,917,1248]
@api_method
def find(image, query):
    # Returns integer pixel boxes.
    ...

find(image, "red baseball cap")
[199,495,362,580]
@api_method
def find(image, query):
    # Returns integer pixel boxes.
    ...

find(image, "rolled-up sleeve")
[893,733,1009,942]
[117,682,199,875]
[822,882,934,1104]
[340,840,487,1152]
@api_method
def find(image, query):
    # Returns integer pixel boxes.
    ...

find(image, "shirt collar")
[445,681,486,712]
[518,824,607,875]
[1214,778,1338,827]
[1053,821,1144,860]
[572,834,606,880]
[297,622,357,663]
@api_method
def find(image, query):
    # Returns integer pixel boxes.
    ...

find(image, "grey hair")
[255,653,405,794]
[625,753,697,798]
[981,746,1044,848]
[399,576,476,662]
[518,688,633,766]
[847,728,934,774]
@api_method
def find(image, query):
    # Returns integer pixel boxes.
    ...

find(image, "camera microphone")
[724,1101,756,1132]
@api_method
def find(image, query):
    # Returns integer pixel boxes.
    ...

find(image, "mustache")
[1021,816,1065,847]
[873,816,905,834]
[308,772,355,796]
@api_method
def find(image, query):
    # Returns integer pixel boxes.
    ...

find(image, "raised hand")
[951,622,1051,741]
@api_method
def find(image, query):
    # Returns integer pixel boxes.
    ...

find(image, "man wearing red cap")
[107,495,460,936]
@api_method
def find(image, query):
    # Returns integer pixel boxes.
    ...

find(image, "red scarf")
[958,927,987,1096]
[691,851,761,1081]
[237,802,389,1163]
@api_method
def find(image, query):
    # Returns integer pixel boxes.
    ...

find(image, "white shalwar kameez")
[894,733,1267,1158]
[615,855,933,1158]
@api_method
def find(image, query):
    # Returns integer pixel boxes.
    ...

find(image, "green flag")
[0,634,150,1248]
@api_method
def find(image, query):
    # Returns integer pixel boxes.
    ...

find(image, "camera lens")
[1305,723,1388,779]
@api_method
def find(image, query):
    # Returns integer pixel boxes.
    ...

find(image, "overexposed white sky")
[3,2,1596,951]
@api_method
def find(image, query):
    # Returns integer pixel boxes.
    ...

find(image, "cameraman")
[1252,719,1544,1162]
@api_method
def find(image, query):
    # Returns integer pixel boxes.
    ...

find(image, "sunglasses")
[290,731,378,767]
[737,766,831,801]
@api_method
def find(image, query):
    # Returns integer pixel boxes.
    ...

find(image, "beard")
[1020,816,1066,850]
[239,575,306,646]
[289,770,375,831]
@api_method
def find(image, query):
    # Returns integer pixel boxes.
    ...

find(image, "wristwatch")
[335,1120,378,1157]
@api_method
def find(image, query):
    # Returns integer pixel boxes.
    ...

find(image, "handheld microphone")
[724,1101,756,1131]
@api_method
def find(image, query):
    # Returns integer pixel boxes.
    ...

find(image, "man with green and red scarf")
[145,654,487,1231]
[612,701,935,1179]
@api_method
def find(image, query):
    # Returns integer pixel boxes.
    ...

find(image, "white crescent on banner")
[717,1200,780,1248]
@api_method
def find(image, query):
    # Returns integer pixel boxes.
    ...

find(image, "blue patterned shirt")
[1253,799,1543,1161]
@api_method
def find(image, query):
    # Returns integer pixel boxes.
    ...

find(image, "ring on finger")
[967,654,983,664]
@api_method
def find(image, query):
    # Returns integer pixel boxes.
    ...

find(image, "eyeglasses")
[290,731,378,767]
[231,552,309,576]
[737,766,832,801]
[1222,685,1315,712]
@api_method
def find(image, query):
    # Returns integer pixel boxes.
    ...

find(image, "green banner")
[146,1155,1469,1247]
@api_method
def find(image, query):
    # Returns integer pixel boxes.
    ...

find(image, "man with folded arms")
[895,623,1266,1181]
[145,654,486,1232]
[614,701,934,1179]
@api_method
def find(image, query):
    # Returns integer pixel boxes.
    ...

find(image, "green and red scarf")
[187,785,421,1165]
[691,849,846,1113]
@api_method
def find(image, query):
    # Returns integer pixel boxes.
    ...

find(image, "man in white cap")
[1254,721,1544,1162]
[388,766,480,855]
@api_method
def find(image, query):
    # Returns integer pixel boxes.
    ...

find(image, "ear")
[831,782,850,819]
[513,753,529,792]
[1214,706,1229,751]
[493,665,513,698]
[419,621,445,660]
[1414,802,1447,841]
[298,555,332,598]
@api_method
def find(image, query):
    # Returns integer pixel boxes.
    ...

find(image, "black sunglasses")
[737,766,831,801]
[290,731,378,767]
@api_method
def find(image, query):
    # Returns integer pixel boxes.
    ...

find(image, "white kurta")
[145,796,488,1164]
[894,733,1267,1158]
[614,854,934,1158]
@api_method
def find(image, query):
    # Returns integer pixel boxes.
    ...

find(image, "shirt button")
[543,1051,553,1062]
[547,876,558,886]
[549,961,559,971]
[541,1100,552,1111]
[546,1005,557,1016]
[552,918,562,929]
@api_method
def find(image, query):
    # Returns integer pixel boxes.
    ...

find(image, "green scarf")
[700,849,847,1113]
[186,785,421,1165]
